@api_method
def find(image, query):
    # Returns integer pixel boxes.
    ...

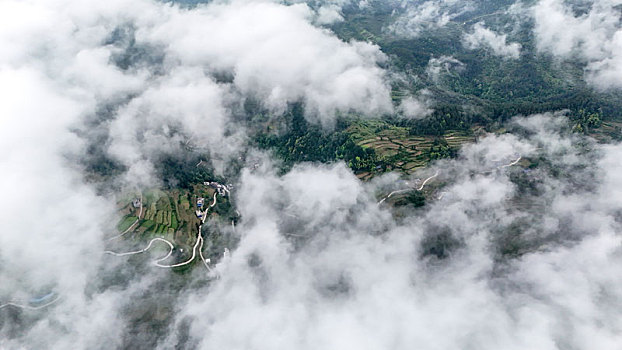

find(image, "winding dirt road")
[378,170,440,205]
[0,295,61,311]
[105,191,219,271]
[378,154,521,205]
[498,155,521,169]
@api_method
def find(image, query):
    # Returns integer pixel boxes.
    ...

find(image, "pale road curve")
[104,237,174,267]
[208,192,217,210]
[498,155,521,169]
[0,295,61,311]
[105,190,219,271]
[377,154,521,205]
[198,235,213,272]
[157,227,203,268]
[156,192,217,269]
[4,190,216,312]
[378,170,440,205]
[417,170,439,191]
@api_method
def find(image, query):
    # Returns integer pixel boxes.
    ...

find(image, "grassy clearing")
[179,193,190,210]
[116,215,138,233]
[170,211,178,230]
[138,219,155,232]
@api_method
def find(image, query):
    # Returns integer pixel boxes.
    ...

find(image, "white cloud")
[387,0,474,38]
[316,4,344,24]
[3,0,622,349]
[146,1,393,125]
[1,0,395,181]
[425,55,465,83]
[463,22,521,59]
[0,0,394,177]
[532,0,622,89]
[0,0,395,347]
[398,90,433,119]
[159,113,622,350]
[0,62,138,350]
[106,66,242,185]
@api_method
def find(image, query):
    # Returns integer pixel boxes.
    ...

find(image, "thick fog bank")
[1,0,622,349]
[158,114,622,350]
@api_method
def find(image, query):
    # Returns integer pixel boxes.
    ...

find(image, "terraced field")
[114,184,224,248]
[348,120,476,176]
[589,121,622,142]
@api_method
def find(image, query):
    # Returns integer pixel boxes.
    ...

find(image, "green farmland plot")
[117,215,138,232]
[347,120,475,175]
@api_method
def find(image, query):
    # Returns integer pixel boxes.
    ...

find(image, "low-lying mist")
[2,0,622,349]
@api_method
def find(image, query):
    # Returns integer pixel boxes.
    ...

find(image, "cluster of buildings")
[195,197,205,219]
[204,181,232,196]
[194,181,233,219]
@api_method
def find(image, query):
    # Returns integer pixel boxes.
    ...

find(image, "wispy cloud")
[532,0,622,89]
[158,113,622,349]
[463,22,521,59]
[387,0,474,38]
[2,1,622,349]
[0,0,394,347]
